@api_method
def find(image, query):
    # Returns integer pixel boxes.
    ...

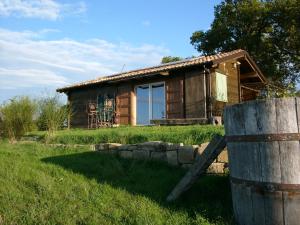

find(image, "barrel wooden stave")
[224,97,300,225]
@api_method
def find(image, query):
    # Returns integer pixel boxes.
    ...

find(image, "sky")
[0,0,222,103]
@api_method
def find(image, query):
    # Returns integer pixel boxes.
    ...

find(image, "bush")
[37,95,71,138]
[0,96,37,142]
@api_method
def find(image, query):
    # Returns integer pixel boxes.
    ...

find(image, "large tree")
[190,0,300,88]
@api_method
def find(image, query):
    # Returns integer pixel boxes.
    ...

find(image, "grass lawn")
[26,125,224,145]
[0,141,233,225]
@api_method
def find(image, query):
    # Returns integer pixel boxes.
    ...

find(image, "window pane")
[136,85,149,125]
[152,83,165,119]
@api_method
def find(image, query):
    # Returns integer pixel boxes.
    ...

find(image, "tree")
[161,56,183,64]
[190,0,300,89]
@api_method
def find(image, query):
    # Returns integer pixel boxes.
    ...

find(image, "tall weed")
[0,96,37,142]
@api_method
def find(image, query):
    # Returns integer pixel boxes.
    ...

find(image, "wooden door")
[116,84,132,125]
[166,76,184,119]
[185,71,206,118]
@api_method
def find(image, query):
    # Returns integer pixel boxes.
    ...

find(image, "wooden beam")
[240,71,258,79]
[166,135,226,202]
[241,85,260,92]
[160,71,169,76]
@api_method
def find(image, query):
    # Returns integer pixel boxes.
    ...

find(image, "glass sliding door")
[136,85,150,125]
[152,83,165,120]
[136,82,165,125]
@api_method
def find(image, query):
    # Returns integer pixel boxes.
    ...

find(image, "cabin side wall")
[184,70,206,118]
[67,86,116,128]
[66,64,240,128]
[210,60,240,116]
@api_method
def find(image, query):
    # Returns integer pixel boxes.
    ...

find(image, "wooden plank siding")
[185,70,206,118]
[66,63,243,127]
[68,86,116,128]
[211,61,240,116]
[166,73,185,119]
[116,83,132,125]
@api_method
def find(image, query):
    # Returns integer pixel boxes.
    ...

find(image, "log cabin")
[57,49,267,128]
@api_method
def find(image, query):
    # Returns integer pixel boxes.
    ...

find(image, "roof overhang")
[57,49,267,93]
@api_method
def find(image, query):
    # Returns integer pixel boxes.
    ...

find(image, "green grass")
[26,125,224,145]
[0,141,233,225]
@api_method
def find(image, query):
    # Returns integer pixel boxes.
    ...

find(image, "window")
[136,82,165,125]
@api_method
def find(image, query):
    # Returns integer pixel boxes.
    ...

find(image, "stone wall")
[91,141,228,174]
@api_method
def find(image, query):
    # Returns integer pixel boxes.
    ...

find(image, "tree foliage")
[190,0,300,88]
[161,56,183,64]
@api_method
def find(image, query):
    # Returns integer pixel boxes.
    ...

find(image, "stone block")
[195,142,209,160]
[166,143,179,151]
[207,163,225,174]
[178,146,195,164]
[119,144,138,151]
[132,150,150,159]
[217,149,228,163]
[94,143,108,151]
[151,152,167,161]
[166,150,178,166]
[119,150,133,159]
[118,144,130,150]
[107,143,122,150]
[140,141,165,151]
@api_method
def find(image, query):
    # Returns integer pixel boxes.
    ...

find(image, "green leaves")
[0,96,37,142]
[190,0,300,89]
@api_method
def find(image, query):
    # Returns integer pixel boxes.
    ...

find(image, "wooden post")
[166,135,226,202]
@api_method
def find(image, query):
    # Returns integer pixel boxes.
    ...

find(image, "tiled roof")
[57,49,254,92]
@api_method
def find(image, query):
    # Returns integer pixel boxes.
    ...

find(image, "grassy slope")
[0,142,233,225]
[27,125,224,145]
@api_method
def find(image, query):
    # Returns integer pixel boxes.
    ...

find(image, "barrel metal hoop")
[231,177,300,192]
[226,133,300,142]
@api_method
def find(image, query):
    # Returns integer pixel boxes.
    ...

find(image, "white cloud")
[0,68,68,89]
[0,28,169,95]
[0,0,86,20]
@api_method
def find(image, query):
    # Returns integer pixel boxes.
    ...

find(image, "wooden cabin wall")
[165,72,185,119]
[184,70,206,118]
[68,85,116,128]
[116,83,132,125]
[211,61,240,116]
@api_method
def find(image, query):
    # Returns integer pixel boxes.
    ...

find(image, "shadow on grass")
[42,151,233,223]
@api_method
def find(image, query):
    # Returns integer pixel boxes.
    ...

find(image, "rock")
[166,143,179,151]
[166,150,178,165]
[207,163,225,174]
[107,143,122,150]
[195,142,209,160]
[178,146,195,164]
[151,152,167,161]
[119,150,133,159]
[118,144,138,151]
[217,149,228,163]
[140,141,165,151]
[94,143,108,151]
[132,150,150,159]
[90,145,96,151]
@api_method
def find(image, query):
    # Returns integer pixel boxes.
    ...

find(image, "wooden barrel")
[224,97,300,225]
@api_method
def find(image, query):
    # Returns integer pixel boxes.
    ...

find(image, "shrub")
[0,96,37,142]
[37,95,71,138]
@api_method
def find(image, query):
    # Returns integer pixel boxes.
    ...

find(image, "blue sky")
[0,0,222,103]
